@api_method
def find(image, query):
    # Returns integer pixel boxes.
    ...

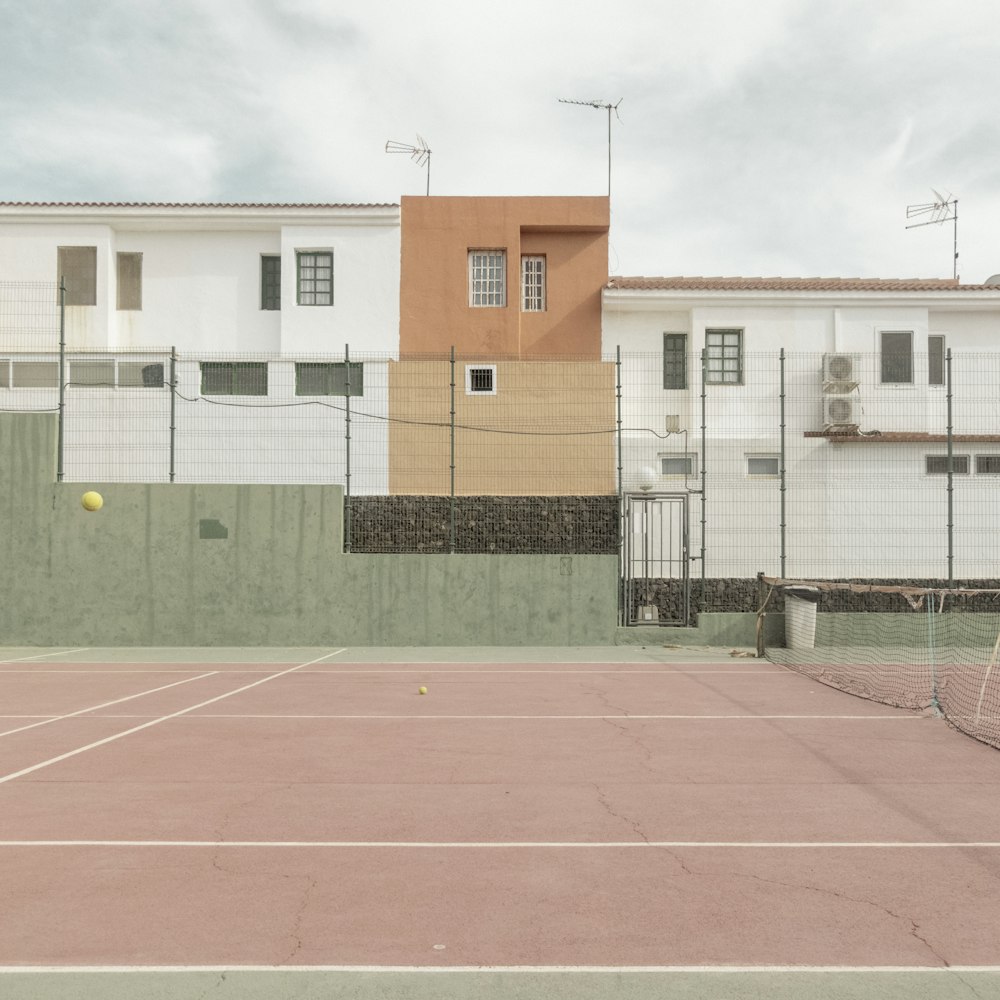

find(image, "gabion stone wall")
[349,496,619,554]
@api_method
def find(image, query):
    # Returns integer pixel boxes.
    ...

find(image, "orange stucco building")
[390,196,616,495]
[398,195,610,358]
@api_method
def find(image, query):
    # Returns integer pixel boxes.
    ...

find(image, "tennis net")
[758,576,1000,750]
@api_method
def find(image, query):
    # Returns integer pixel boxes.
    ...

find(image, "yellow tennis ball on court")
[81,491,103,512]
[418,686,427,695]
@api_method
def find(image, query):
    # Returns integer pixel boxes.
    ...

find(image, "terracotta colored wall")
[388,359,616,495]
[399,197,609,358]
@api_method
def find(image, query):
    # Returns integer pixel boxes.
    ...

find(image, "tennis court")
[2,644,1000,999]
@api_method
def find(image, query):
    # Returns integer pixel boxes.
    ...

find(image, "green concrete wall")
[0,414,618,646]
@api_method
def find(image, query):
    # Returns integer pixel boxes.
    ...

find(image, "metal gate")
[622,492,691,626]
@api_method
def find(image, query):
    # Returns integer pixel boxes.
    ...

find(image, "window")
[11,361,59,388]
[57,246,97,305]
[200,362,268,396]
[295,362,363,396]
[465,364,497,394]
[261,255,281,311]
[521,255,545,311]
[118,362,165,388]
[469,250,506,307]
[660,453,696,476]
[705,329,742,384]
[747,454,780,477]
[926,455,969,474]
[296,251,333,306]
[70,360,115,387]
[975,455,1000,474]
[663,333,687,389]
[928,335,945,386]
[116,252,142,310]
[880,331,913,384]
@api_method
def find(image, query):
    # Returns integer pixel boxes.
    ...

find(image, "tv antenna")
[558,98,623,198]
[385,134,432,195]
[906,189,958,279]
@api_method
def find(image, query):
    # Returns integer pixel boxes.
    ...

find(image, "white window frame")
[928,334,946,387]
[660,452,697,477]
[975,454,1000,475]
[469,250,506,307]
[746,453,780,477]
[521,255,545,311]
[925,454,969,475]
[879,329,914,385]
[465,364,497,395]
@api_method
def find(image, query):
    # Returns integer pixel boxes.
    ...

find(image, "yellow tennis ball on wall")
[81,491,104,512]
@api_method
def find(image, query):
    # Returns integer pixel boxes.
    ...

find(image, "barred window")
[200,362,268,396]
[521,255,545,311]
[297,251,333,306]
[465,364,497,394]
[469,250,506,307]
[926,455,969,474]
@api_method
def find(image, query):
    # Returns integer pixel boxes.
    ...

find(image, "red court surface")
[2,645,1000,1000]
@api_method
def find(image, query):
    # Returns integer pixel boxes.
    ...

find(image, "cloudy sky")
[2,0,998,282]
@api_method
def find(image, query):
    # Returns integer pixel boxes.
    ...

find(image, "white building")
[0,202,400,490]
[603,276,1000,581]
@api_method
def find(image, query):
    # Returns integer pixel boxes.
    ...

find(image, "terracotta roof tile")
[607,276,998,292]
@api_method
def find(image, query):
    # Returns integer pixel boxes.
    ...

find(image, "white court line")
[3,839,999,848]
[3,964,1000,973]
[0,647,90,664]
[0,649,346,786]
[0,672,219,738]
[9,713,919,721]
[0,668,794,674]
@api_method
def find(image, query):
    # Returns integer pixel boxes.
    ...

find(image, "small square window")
[469,250,506,307]
[747,454,780,476]
[200,362,268,396]
[521,255,545,311]
[706,329,743,384]
[261,255,281,311]
[926,455,969,474]
[660,453,696,476]
[465,364,497,394]
[297,251,333,306]
[295,362,363,396]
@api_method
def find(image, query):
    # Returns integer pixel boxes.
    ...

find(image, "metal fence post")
[169,346,177,483]
[344,344,352,554]
[946,348,954,586]
[449,347,456,554]
[56,279,65,482]
[779,349,787,578]
[699,347,707,604]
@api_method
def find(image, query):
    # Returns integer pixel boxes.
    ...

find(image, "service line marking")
[0,649,345,786]
[0,648,90,664]
[0,672,219,739]
[11,713,920,721]
[3,965,1000,973]
[2,840,999,848]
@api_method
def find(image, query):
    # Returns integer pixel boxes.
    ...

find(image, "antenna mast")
[906,189,959,280]
[385,135,432,195]
[558,98,622,198]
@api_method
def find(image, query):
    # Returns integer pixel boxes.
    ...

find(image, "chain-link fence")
[2,282,997,578]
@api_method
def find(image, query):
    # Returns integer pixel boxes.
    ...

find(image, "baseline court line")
[0,649,346,786]
[11,713,920,721]
[0,668,795,675]
[0,672,218,738]
[0,648,90,664]
[3,965,1000,973]
[3,840,999,848]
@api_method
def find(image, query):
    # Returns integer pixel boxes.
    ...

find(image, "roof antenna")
[385,134,432,195]
[558,98,623,198]
[906,189,958,280]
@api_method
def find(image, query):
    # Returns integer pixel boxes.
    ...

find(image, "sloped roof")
[607,276,999,292]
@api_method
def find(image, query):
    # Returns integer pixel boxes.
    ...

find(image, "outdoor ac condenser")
[823,395,856,426]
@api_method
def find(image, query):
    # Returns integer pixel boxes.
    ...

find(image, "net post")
[925,596,942,716]
[755,571,767,658]
[56,278,66,482]
[168,346,177,483]
[344,343,352,554]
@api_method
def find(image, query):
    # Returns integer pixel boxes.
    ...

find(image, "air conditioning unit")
[823,395,856,427]
[823,353,859,392]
